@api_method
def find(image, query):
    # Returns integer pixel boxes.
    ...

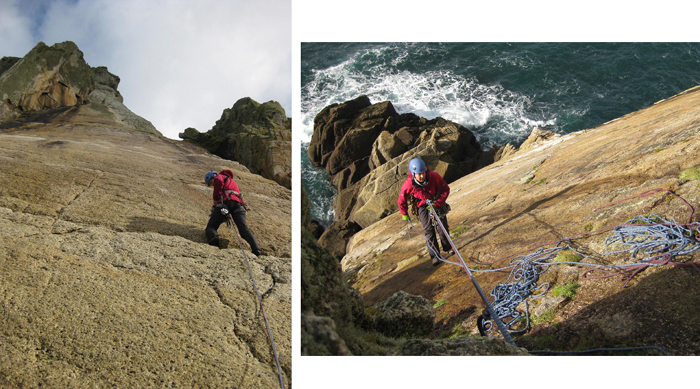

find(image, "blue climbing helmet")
[408,158,427,175]
[204,171,217,186]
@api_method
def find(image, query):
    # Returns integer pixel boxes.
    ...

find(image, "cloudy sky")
[1,0,290,140]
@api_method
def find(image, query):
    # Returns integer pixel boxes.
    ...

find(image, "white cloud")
[0,0,37,56]
[2,0,290,139]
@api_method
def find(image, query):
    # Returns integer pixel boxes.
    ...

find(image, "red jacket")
[398,169,450,216]
[211,170,244,204]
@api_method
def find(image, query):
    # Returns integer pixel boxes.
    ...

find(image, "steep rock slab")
[342,85,700,355]
[1,108,291,386]
[300,183,519,355]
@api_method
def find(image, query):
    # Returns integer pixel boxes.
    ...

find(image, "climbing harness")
[403,189,700,355]
[220,207,285,388]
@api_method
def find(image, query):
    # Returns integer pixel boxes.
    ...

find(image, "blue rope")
[475,214,700,336]
[404,198,698,355]
[605,215,700,259]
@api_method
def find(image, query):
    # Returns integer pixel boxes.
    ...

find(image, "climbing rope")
[425,200,517,345]
[224,211,285,389]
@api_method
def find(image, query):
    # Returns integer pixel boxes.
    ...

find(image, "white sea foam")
[301,49,549,148]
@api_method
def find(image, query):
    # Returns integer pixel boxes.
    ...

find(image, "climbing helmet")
[408,158,427,174]
[205,171,218,186]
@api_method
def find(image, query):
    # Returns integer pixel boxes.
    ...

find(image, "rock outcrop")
[1,43,291,387]
[180,98,292,189]
[0,41,159,135]
[369,291,436,338]
[340,85,700,355]
[307,95,483,258]
[0,41,93,119]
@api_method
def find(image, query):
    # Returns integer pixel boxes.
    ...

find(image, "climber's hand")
[402,215,410,221]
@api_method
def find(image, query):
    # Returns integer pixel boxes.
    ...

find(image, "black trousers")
[417,204,450,258]
[205,200,261,255]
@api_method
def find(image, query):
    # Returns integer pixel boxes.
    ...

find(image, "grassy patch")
[554,249,582,264]
[531,309,557,325]
[433,299,448,309]
[583,223,595,232]
[552,283,580,299]
[448,323,470,339]
[450,225,468,239]
[537,178,547,185]
[654,147,665,153]
[679,167,700,181]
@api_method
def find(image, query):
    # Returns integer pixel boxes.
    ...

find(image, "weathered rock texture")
[370,291,436,338]
[307,95,482,258]
[0,41,158,135]
[341,85,700,355]
[0,47,291,386]
[180,98,292,189]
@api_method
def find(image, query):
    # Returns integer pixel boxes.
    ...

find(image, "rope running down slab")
[225,213,285,389]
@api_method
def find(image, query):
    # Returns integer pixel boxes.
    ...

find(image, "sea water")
[301,42,700,227]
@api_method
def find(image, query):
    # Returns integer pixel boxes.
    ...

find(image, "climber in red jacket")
[204,170,261,256]
[398,158,453,266]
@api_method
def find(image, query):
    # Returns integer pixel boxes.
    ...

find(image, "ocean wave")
[300,46,554,147]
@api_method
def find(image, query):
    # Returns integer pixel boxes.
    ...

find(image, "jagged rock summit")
[1,42,290,387]
[180,97,292,189]
[0,41,158,135]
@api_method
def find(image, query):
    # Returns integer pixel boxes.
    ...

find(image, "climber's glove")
[402,215,410,221]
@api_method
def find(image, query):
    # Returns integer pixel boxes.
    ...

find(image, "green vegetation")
[448,323,470,339]
[654,147,665,153]
[531,309,557,325]
[332,325,407,356]
[583,223,594,232]
[450,225,468,239]
[679,167,700,181]
[537,178,547,185]
[554,249,582,264]
[552,283,580,299]
[433,299,448,309]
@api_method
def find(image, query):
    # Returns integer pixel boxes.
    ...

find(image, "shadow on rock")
[360,255,442,307]
[516,266,700,355]
[127,216,205,243]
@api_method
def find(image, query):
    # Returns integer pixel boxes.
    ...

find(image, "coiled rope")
[225,213,285,389]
